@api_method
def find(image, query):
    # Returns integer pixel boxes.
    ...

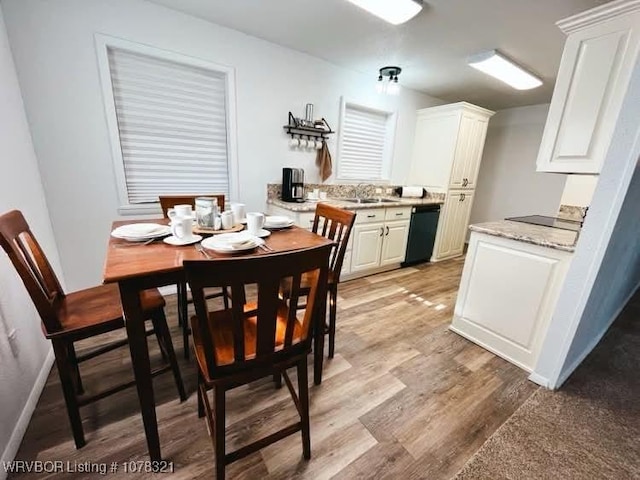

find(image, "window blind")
[339,104,390,180]
[107,48,229,204]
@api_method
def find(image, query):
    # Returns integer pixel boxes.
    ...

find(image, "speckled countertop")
[267,196,443,212]
[469,220,578,252]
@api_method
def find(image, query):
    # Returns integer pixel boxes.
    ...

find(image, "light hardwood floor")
[10,258,538,479]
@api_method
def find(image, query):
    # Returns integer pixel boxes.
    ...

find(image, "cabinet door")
[450,115,489,190]
[351,223,384,273]
[380,220,410,266]
[536,13,640,173]
[449,191,474,257]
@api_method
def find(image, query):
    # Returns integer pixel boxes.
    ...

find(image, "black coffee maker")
[281,168,305,203]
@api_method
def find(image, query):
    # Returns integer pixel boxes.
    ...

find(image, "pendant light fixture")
[376,66,402,96]
[346,0,423,25]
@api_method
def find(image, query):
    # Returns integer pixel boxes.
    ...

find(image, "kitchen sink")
[340,198,397,204]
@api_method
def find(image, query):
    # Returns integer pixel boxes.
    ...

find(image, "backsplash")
[267,183,445,202]
[558,204,588,222]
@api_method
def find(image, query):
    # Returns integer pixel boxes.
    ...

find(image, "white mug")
[246,212,265,235]
[289,138,300,148]
[315,140,323,150]
[171,216,194,240]
[221,210,234,230]
[167,204,192,220]
[299,139,308,148]
[230,203,246,224]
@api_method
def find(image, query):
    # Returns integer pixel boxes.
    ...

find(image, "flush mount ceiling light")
[346,0,423,25]
[376,66,401,95]
[468,50,543,90]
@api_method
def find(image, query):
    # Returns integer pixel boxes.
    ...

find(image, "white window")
[337,99,396,181]
[96,35,238,214]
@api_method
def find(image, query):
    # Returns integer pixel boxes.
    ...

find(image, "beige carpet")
[454,293,640,480]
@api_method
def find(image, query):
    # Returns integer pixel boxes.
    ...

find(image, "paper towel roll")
[399,186,426,198]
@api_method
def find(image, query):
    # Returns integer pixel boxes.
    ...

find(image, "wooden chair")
[184,244,331,480]
[159,194,229,359]
[281,203,356,358]
[0,210,186,449]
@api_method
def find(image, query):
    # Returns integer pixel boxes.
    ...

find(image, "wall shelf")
[283,112,334,139]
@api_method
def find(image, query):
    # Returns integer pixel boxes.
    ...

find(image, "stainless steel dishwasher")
[402,204,440,266]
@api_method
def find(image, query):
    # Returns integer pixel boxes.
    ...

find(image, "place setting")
[110,223,171,244]
[199,212,274,255]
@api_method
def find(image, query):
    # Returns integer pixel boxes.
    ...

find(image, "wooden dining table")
[103,219,334,462]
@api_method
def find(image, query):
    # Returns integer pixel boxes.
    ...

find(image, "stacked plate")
[264,215,294,229]
[111,223,171,242]
[201,232,264,254]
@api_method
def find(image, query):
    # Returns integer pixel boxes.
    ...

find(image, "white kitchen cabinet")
[351,222,385,273]
[451,231,573,371]
[409,102,494,192]
[432,190,474,261]
[536,1,640,174]
[380,220,411,266]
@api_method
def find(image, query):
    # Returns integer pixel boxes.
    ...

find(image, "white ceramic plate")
[201,234,264,253]
[111,225,171,242]
[112,223,166,236]
[163,234,202,246]
[252,229,271,238]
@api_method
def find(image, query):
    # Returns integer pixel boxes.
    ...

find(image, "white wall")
[0,7,63,472]
[560,174,599,206]
[532,57,640,389]
[1,0,442,291]
[470,104,566,224]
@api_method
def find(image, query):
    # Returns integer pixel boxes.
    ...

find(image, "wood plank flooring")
[10,258,538,479]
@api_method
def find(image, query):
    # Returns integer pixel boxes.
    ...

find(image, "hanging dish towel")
[316,140,333,182]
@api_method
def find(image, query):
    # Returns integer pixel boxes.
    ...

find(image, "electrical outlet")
[375,188,382,195]
[385,188,392,195]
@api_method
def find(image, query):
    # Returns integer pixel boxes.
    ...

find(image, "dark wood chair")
[0,210,186,449]
[159,194,229,359]
[281,203,356,358]
[184,244,331,480]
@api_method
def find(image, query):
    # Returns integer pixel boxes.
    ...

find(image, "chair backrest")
[185,244,331,376]
[0,210,64,333]
[312,204,356,282]
[159,194,225,218]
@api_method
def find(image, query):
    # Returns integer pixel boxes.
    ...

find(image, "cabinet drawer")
[297,212,315,230]
[384,207,411,221]
[355,208,385,224]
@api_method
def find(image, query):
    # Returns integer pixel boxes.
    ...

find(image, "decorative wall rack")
[283,112,335,140]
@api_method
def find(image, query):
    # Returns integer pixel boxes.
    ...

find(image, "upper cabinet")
[536,0,640,174]
[409,102,494,191]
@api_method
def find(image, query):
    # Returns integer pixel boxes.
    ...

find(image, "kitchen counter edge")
[267,197,443,212]
[469,220,577,253]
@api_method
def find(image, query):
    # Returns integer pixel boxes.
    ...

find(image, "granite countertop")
[267,196,443,212]
[469,220,578,252]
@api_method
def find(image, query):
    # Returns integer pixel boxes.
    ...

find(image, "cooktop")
[505,215,582,232]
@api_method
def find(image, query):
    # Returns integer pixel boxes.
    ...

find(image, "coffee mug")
[167,204,192,220]
[315,140,323,150]
[230,203,246,224]
[246,212,265,235]
[171,216,194,240]
[221,210,234,230]
[289,138,300,148]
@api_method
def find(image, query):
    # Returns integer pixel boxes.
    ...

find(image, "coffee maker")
[281,168,305,203]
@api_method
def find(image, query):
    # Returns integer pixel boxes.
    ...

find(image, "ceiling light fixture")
[376,66,401,96]
[346,0,423,25]
[468,50,542,90]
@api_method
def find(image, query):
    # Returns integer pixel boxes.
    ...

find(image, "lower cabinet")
[380,220,411,266]
[351,222,384,273]
[432,190,474,261]
[451,231,573,371]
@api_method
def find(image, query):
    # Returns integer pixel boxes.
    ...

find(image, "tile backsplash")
[267,183,445,202]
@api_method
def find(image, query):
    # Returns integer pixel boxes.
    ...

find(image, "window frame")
[336,97,397,183]
[95,34,239,215]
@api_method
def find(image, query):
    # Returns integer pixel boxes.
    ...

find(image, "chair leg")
[214,386,226,480]
[328,286,338,359]
[52,340,86,449]
[272,372,282,389]
[151,309,187,402]
[222,287,230,310]
[297,356,311,460]
[67,343,84,395]
[178,282,190,360]
[197,372,205,418]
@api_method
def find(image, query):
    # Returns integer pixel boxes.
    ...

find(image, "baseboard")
[1,347,55,476]
[552,280,640,389]
[527,372,551,388]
